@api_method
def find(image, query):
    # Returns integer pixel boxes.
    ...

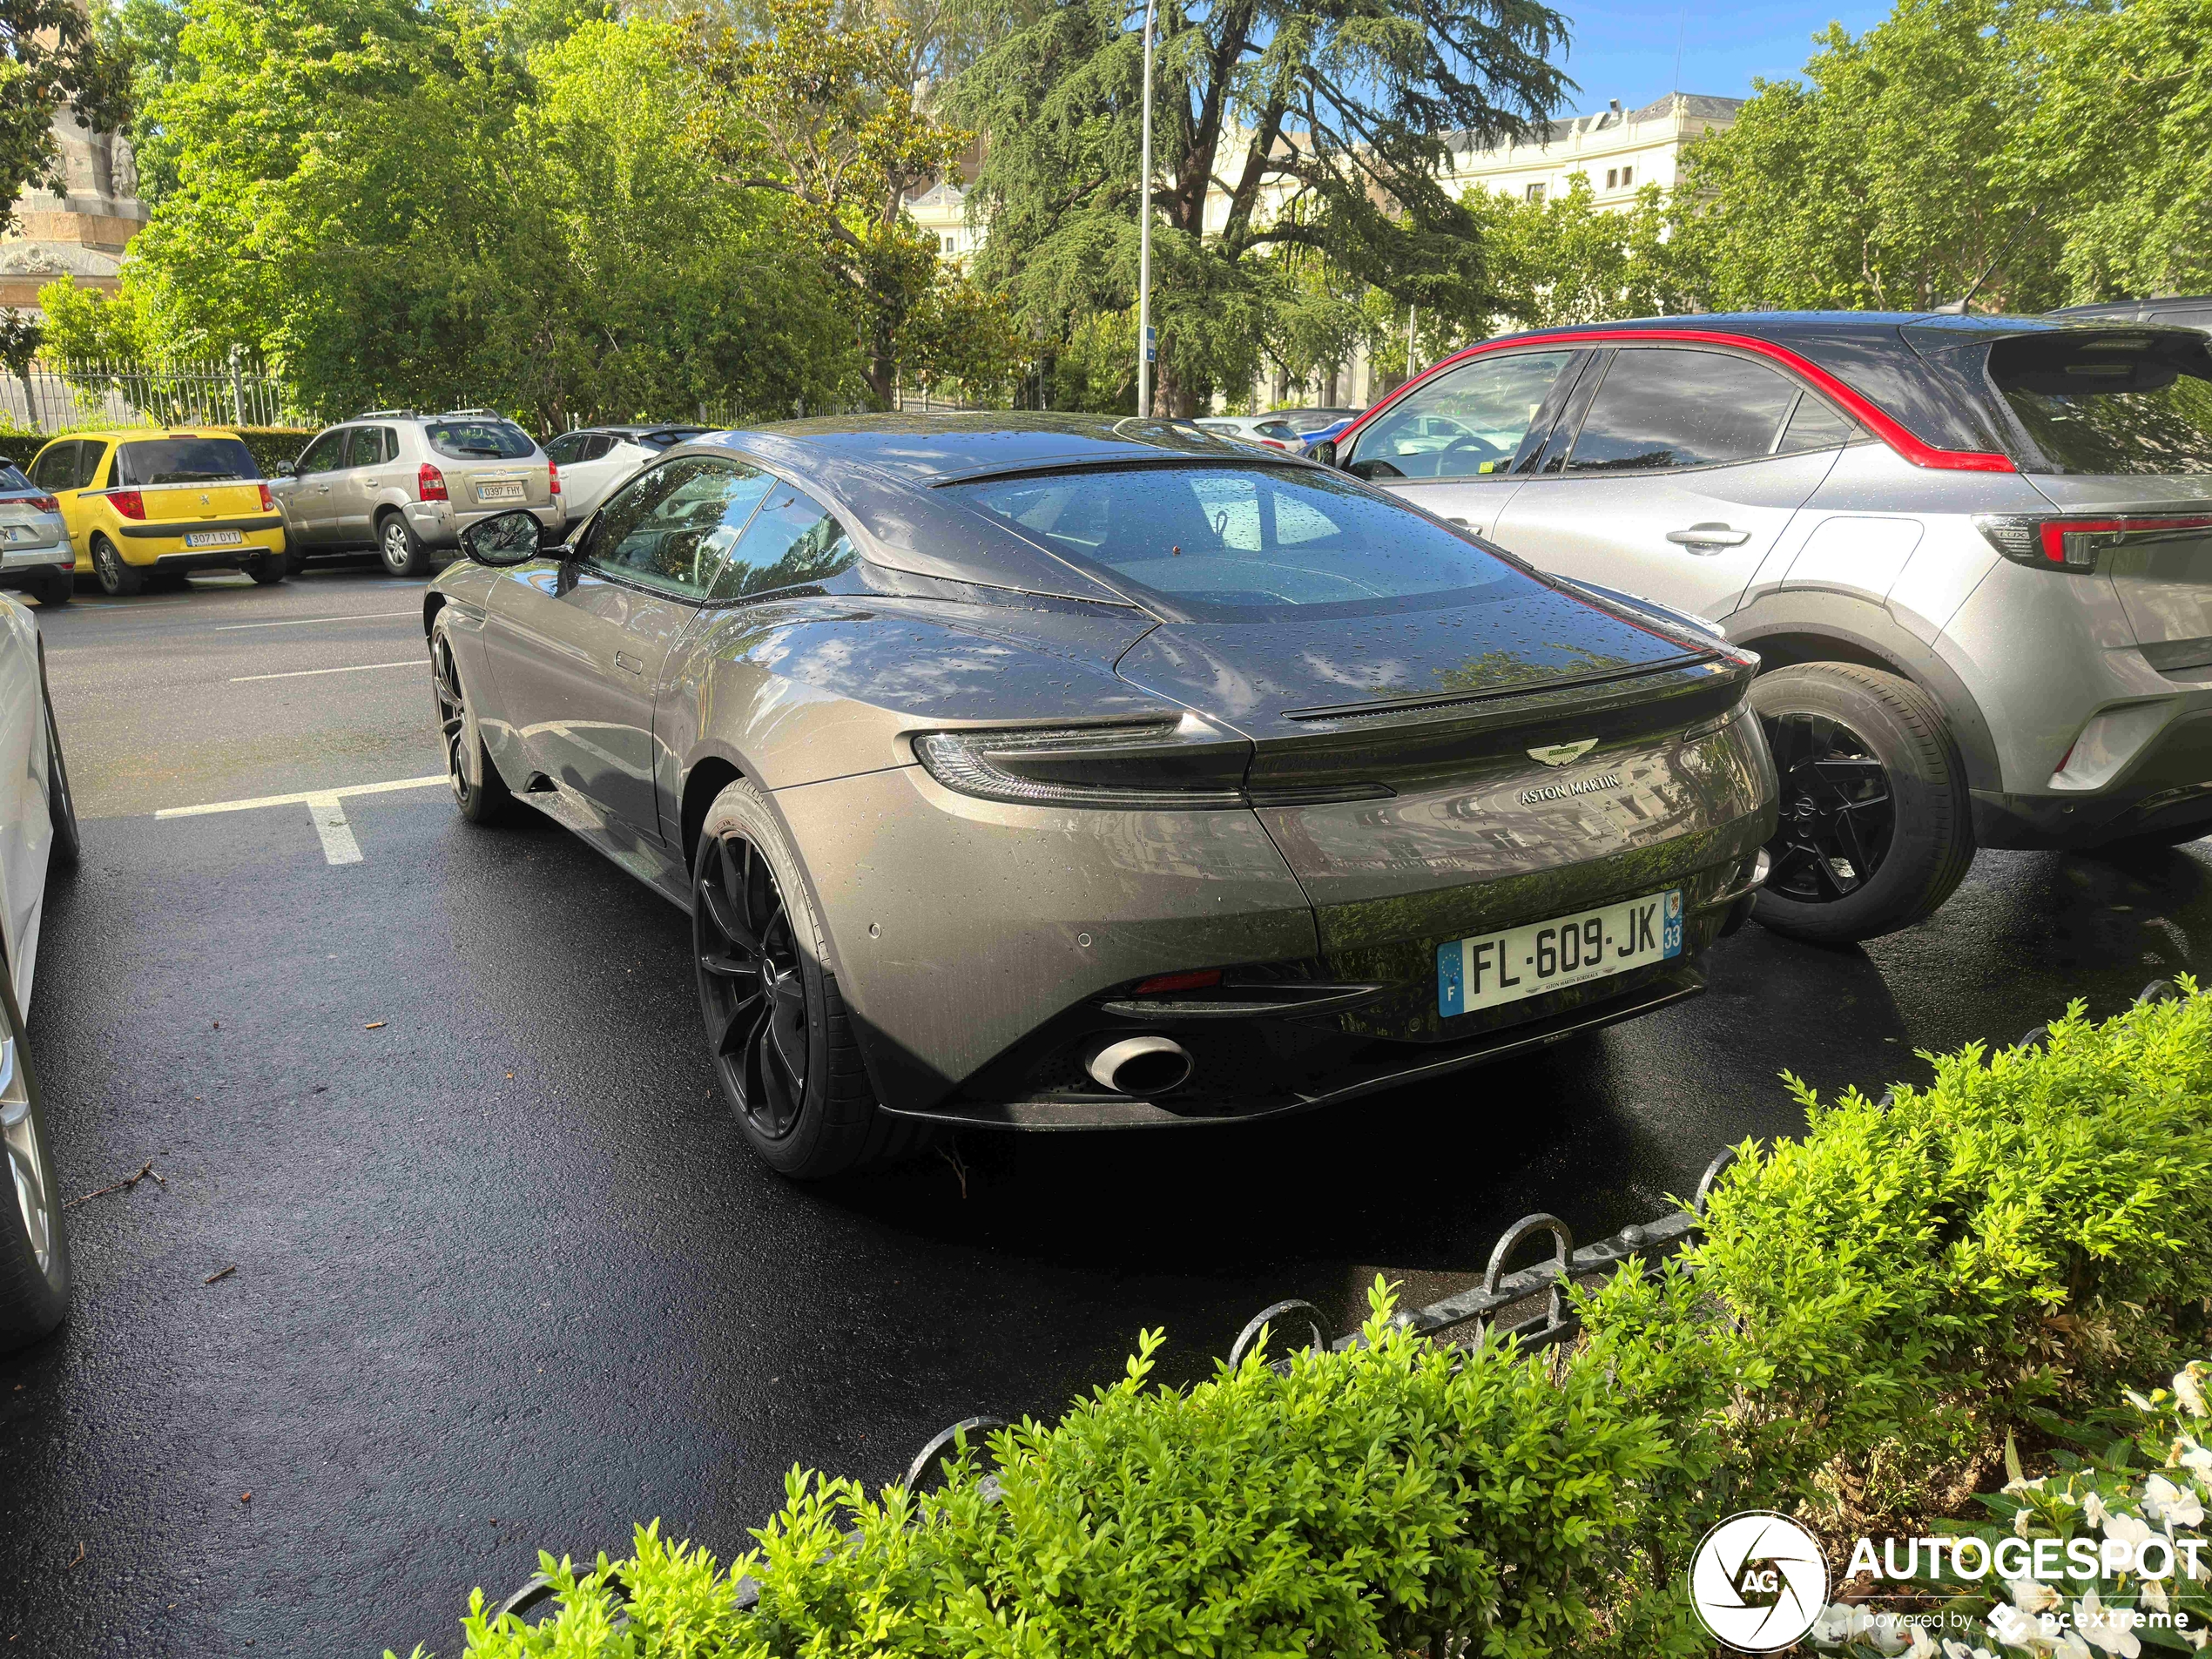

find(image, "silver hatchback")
[271,409,561,577]
[1321,313,2212,942]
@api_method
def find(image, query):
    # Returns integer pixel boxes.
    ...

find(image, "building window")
[1605,168,1618,188]
[940,233,954,253]
[1524,182,1545,203]
[1620,165,1634,188]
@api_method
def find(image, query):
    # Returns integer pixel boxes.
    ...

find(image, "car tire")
[1750,663,1974,945]
[379,511,429,578]
[245,553,287,586]
[430,620,512,826]
[90,535,141,597]
[692,778,926,1180]
[41,652,78,873]
[0,968,70,1354]
[31,570,71,607]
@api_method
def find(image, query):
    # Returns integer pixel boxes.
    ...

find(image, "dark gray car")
[422,415,1777,1179]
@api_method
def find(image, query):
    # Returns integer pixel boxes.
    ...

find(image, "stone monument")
[0,105,148,313]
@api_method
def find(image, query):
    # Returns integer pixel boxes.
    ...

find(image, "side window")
[1773,393,1859,455]
[296,430,347,474]
[28,442,76,490]
[583,435,619,462]
[707,480,859,602]
[368,426,398,465]
[587,455,776,600]
[1566,349,1801,472]
[1348,351,1575,481]
[543,433,584,465]
[75,442,109,489]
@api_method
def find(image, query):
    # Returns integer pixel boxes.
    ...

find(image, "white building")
[905,179,981,266]
[1439,92,1743,211]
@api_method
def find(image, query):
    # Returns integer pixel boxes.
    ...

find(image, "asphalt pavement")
[3,562,2209,1656]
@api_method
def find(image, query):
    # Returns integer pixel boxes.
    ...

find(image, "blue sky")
[1550,2,1893,112]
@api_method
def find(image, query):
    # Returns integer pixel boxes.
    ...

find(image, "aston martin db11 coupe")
[424,415,1777,1178]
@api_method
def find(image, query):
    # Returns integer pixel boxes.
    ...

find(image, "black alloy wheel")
[1763,711,1896,903]
[694,833,811,1143]
[430,630,509,823]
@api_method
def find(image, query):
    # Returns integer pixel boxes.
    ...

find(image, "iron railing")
[0,354,306,433]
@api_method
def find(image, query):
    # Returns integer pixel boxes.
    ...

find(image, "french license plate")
[1438,889,1683,1017]
[185,529,243,548]
[475,480,524,503]
[0,524,41,544]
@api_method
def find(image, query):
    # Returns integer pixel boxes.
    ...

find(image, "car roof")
[1479,309,2204,348]
[704,411,1253,485]
[44,428,242,442]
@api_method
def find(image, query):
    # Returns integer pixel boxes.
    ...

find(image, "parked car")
[0,464,77,608]
[425,415,1776,1180]
[2048,295,2212,336]
[1313,311,2212,942]
[543,425,709,520]
[272,409,560,577]
[1194,415,1308,449]
[0,595,80,1351]
[24,428,287,597]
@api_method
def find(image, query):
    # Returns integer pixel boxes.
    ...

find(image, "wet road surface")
[3,564,2208,1655]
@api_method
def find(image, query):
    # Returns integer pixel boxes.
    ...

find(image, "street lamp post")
[1136,0,1157,417]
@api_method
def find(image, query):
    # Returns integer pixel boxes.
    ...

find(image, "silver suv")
[272,409,561,577]
[1321,313,2212,942]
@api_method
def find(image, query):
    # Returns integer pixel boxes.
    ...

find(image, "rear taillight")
[24,494,56,512]
[417,464,448,502]
[548,463,560,498]
[109,489,145,520]
[1976,513,2212,572]
[913,715,1251,809]
[257,482,274,512]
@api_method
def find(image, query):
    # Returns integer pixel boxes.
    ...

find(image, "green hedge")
[393,982,2212,1659]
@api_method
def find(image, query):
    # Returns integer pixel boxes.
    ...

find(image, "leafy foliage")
[0,0,132,227]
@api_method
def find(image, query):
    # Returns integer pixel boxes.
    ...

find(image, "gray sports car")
[424,415,1777,1178]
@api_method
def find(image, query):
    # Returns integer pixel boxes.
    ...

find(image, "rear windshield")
[1991,332,2212,475]
[113,436,258,486]
[638,428,706,452]
[0,465,31,493]
[425,419,536,461]
[950,463,1533,618]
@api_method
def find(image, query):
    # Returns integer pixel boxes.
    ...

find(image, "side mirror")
[276,461,297,478]
[460,509,545,567]
[1305,439,1339,468]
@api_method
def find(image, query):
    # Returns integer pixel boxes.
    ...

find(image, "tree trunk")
[1153,354,1200,419]
[864,352,896,409]
[1324,363,1339,406]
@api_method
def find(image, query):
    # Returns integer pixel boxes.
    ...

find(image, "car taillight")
[24,494,56,512]
[257,482,274,512]
[109,489,145,520]
[417,464,448,502]
[912,715,1252,809]
[548,463,560,498]
[1260,438,1287,449]
[1976,513,2212,572]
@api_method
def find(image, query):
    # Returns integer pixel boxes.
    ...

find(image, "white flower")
[2149,1474,2208,1527]
[2185,1625,2209,1651]
[2010,1577,2063,1615]
[2128,1390,2159,1413]
[1815,1603,1876,1647]
[2143,1575,2170,1615]
[2175,1440,2212,1478]
[2076,1590,2142,1658]
[2086,1492,2112,1527]
[2106,1512,2155,1563]
[2018,1505,2040,1537]
[2056,1632,2094,1659]
[1945,1641,1997,1659]
[2175,1366,2209,1419]
[1871,1613,1913,1655]
[1905,1625,1940,1659]
[2007,1474,2052,1497]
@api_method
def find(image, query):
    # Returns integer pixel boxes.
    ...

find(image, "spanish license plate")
[185,529,243,548]
[1438,889,1683,1017]
[475,480,524,503]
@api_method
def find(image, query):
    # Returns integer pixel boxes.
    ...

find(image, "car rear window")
[0,465,32,493]
[112,436,259,485]
[1990,332,2212,475]
[425,419,536,461]
[950,463,1534,618]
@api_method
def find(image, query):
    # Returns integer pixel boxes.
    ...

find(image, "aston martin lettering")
[1519,771,1622,805]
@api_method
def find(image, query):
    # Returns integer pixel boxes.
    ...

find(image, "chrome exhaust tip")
[1085,1034,1194,1097]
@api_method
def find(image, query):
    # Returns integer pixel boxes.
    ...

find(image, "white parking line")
[230,659,421,684]
[155,773,447,866]
[213,610,418,631]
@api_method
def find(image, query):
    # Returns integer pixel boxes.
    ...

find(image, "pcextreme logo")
[1689,1511,1830,1653]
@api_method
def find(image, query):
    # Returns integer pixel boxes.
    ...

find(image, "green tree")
[950,0,1572,415]
[1463,174,1689,329]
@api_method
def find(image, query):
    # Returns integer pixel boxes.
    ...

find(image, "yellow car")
[24,428,289,597]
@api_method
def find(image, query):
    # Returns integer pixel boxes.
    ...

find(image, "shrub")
[392,983,2212,1658]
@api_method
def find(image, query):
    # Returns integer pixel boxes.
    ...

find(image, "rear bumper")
[116,515,286,539]
[404,499,563,550]
[1974,706,2212,848]
[114,522,287,567]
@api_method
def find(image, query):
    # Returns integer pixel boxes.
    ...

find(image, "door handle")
[613,650,644,676]
[1666,523,1750,550]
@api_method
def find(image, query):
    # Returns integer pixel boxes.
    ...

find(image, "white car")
[0,594,78,1351]
[542,425,709,522]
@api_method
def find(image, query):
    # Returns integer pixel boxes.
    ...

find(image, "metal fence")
[0,354,306,433]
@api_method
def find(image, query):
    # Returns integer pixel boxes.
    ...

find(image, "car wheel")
[90,536,141,597]
[41,654,78,873]
[0,968,70,1353]
[430,623,511,826]
[692,778,925,1180]
[379,511,429,577]
[245,553,287,586]
[31,570,71,607]
[1750,663,1974,945]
